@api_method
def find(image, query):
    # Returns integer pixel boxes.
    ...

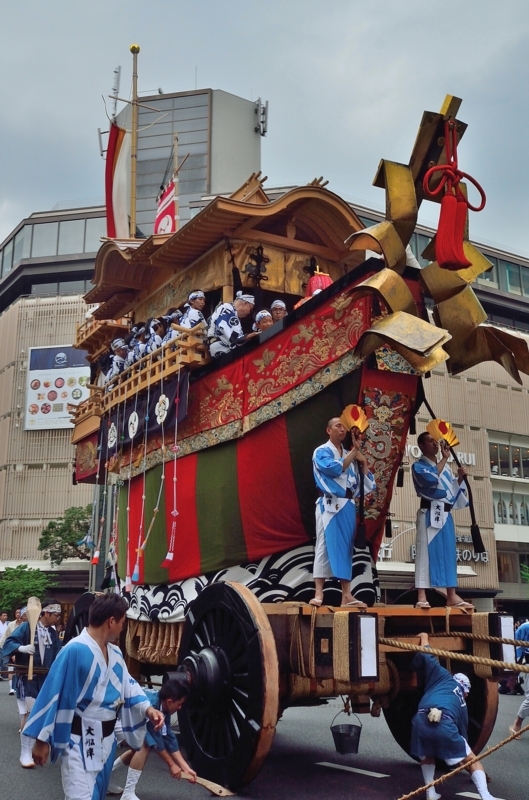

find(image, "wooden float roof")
[86,182,366,307]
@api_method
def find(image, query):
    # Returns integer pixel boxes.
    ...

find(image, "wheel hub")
[182,646,232,710]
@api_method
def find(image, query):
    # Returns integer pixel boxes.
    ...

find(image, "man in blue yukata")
[413,432,473,610]
[3,599,62,767]
[24,594,165,800]
[411,632,497,800]
[310,416,376,608]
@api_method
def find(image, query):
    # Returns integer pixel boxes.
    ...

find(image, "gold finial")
[130,44,140,54]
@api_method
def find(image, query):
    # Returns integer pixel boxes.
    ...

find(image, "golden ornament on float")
[426,418,460,448]
[340,404,369,433]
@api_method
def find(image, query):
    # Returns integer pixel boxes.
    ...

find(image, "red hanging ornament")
[423,119,486,271]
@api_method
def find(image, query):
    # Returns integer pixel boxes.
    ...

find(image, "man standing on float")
[310,414,375,608]
[413,432,472,609]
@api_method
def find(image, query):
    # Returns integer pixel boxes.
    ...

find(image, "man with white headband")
[105,338,129,385]
[410,632,497,800]
[3,599,62,768]
[270,299,287,322]
[253,309,273,332]
[207,290,256,358]
[0,606,25,694]
[24,594,164,800]
[164,292,207,346]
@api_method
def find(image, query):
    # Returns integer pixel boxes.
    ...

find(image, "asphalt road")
[0,680,524,800]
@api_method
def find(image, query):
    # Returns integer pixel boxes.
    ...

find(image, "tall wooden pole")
[173,132,179,232]
[129,44,140,238]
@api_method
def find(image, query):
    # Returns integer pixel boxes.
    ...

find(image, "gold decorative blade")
[420,243,494,304]
[447,325,529,385]
[426,418,460,448]
[353,268,417,316]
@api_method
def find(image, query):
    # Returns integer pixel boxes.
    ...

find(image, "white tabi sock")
[121,766,142,800]
[471,769,497,800]
[107,756,128,795]
[421,763,441,800]
[19,733,36,768]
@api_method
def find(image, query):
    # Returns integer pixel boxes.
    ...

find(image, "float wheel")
[178,581,279,790]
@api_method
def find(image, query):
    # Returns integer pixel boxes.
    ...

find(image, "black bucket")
[330,710,362,755]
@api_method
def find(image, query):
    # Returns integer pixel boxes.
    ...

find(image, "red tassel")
[435,191,471,271]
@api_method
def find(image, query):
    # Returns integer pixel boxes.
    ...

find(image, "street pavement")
[0,679,524,800]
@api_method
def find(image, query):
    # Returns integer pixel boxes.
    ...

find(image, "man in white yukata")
[207,291,256,358]
[24,594,165,800]
[413,432,473,610]
[310,416,376,608]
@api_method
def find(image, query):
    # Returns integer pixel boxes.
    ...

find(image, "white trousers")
[60,733,115,800]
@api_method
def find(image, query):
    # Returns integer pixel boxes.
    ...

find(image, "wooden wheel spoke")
[178,582,279,790]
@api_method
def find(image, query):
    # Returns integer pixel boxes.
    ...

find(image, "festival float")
[67,83,529,790]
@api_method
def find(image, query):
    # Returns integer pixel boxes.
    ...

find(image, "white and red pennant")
[154,180,178,234]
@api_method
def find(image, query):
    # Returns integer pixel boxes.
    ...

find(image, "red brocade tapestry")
[177,295,370,442]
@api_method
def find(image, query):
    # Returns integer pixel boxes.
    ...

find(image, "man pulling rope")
[410,632,497,800]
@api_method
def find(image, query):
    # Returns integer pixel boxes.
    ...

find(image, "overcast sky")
[1,0,528,255]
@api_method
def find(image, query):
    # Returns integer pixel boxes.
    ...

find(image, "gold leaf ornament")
[340,404,369,433]
[425,418,460,448]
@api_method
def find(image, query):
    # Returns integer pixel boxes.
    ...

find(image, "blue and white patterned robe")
[207,302,245,358]
[413,456,468,589]
[3,620,61,701]
[180,306,205,329]
[313,440,376,581]
[23,628,151,800]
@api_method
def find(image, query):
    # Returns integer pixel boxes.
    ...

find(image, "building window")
[477,255,498,287]
[2,238,13,276]
[520,555,529,584]
[84,217,106,252]
[59,280,86,294]
[497,552,519,583]
[58,219,85,255]
[493,491,529,526]
[490,441,529,478]
[31,282,58,295]
[31,222,59,257]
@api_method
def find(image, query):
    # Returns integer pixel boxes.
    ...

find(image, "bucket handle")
[330,709,362,730]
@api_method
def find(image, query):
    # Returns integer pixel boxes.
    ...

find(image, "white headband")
[42,603,61,613]
[235,291,255,305]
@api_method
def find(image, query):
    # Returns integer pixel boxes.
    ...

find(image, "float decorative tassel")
[423,118,485,271]
[91,549,100,565]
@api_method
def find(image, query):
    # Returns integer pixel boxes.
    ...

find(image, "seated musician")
[253,310,273,332]
[207,291,256,358]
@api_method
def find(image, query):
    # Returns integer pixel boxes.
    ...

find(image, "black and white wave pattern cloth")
[126,544,381,623]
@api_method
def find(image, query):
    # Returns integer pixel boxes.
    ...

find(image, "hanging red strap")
[422,120,486,271]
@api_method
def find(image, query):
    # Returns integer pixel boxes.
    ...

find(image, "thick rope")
[396,723,529,800]
[396,632,523,647]
[379,638,529,673]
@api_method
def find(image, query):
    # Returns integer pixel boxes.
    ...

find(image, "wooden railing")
[70,324,209,435]
[75,316,132,355]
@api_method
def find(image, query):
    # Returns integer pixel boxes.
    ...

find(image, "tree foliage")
[0,564,50,613]
[38,504,93,566]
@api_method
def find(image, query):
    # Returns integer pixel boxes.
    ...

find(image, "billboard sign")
[24,346,90,430]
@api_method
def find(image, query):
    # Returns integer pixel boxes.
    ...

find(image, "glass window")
[358,215,378,228]
[522,448,529,478]
[12,226,31,266]
[497,552,518,583]
[59,280,86,294]
[520,554,529,584]
[499,444,510,476]
[31,282,58,295]
[522,266,529,297]
[84,217,106,252]
[477,255,498,285]
[512,447,522,478]
[489,443,499,476]
[58,219,85,255]
[31,222,58,257]
[2,238,13,275]
[521,498,529,527]
[501,259,521,295]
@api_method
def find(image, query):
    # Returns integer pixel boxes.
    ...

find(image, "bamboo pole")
[129,44,140,238]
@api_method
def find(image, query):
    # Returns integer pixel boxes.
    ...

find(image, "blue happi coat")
[411,651,469,762]
[313,440,375,581]
[23,628,151,800]
[3,620,61,700]
[412,456,468,589]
